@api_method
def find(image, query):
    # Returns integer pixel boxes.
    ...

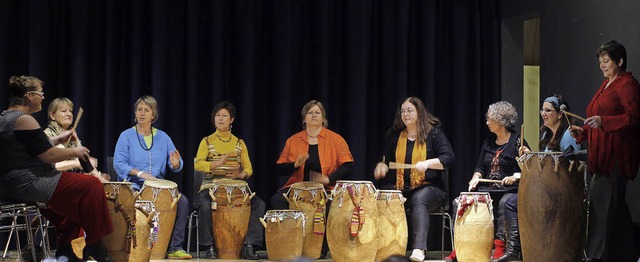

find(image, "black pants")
[405,186,448,251]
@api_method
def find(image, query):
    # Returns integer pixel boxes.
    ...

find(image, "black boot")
[491,218,521,262]
[83,240,112,262]
[240,244,258,260]
[55,242,82,262]
[203,245,217,259]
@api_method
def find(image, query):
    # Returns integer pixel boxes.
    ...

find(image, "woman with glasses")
[373,97,455,262]
[520,95,581,153]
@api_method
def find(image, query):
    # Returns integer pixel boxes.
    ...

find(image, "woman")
[537,95,581,152]
[194,101,265,260]
[270,100,354,209]
[570,40,640,262]
[0,76,112,261]
[447,101,526,262]
[113,95,191,259]
[44,98,108,180]
[373,97,455,262]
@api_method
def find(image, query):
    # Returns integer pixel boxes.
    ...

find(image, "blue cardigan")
[114,127,184,190]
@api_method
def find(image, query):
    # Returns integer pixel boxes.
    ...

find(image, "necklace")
[216,133,232,143]
[135,126,154,151]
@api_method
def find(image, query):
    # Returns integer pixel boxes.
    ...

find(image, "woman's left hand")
[170,150,181,169]
[502,175,518,186]
[584,116,602,129]
[310,170,329,185]
[227,170,248,180]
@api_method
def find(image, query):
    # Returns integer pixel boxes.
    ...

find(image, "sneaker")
[409,249,425,262]
[168,250,193,259]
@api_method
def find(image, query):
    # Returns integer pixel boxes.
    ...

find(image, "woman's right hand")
[138,172,157,181]
[569,125,584,138]
[71,146,90,159]
[374,162,389,180]
[210,153,231,170]
[468,172,482,191]
[294,154,309,168]
[519,145,531,156]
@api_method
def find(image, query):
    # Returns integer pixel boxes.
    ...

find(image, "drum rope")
[346,185,365,237]
[106,193,137,252]
[133,201,159,249]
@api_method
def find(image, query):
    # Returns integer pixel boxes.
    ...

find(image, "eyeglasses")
[539,109,556,115]
[400,109,415,115]
[28,91,45,98]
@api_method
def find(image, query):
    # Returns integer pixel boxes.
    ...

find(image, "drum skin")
[375,190,408,261]
[518,153,585,262]
[326,181,378,262]
[263,210,305,260]
[209,180,251,259]
[138,179,179,259]
[102,182,137,262]
[454,192,494,262]
[286,182,327,259]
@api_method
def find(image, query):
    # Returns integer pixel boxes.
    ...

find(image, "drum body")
[454,192,494,262]
[261,210,306,260]
[128,200,157,262]
[285,181,328,259]
[518,152,585,262]
[138,179,180,259]
[327,180,378,262]
[202,179,252,259]
[102,182,137,262]
[375,190,408,261]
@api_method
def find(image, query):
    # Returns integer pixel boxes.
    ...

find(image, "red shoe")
[492,239,506,259]
[444,249,456,262]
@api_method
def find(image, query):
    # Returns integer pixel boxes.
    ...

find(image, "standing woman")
[571,40,640,262]
[373,97,455,262]
[113,95,191,259]
[194,101,266,259]
[0,76,113,261]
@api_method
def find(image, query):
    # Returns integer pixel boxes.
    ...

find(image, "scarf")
[395,130,428,190]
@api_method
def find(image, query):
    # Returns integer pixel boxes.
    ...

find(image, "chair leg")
[24,209,37,262]
[195,213,199,258]
[187,212,192,254]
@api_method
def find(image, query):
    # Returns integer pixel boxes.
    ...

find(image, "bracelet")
[136,171,144,177]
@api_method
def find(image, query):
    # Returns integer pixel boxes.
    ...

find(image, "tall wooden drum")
[375,190,408,261]
[201,179,253,259]
[138,179,180,259]
[260,210,306,260]
[454,192,494,262]
[102,182,137,262]
[128,200,158,262]
[517,152,585,262]
[327,180,378,262]
[285,181,328,259]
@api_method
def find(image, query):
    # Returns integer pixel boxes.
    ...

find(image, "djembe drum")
[138,179,181,259]
[454,192,494,262]
[128,200,158,262]
[517,152,586,261]
[327,180,378,262]
[201,178,254,259]
[375,190,408,261]
[102,182,137,262]
[260,210,306,260]
[285,181,328,259]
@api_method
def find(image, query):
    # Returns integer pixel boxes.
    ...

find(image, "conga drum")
[201,178,253,259]
[375,190,408,261]
[128,200,158,262]
[285,181,328,259]
[260,210,306,260]
[517,152,585,262]
[327,180,378,262]
[454,192,494,262]
[138,179,181,259]
[102,182,137,262]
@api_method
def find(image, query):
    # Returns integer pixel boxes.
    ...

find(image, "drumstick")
[559,105,586,122]
[388,162,416,169]
[519,124,524,156]
[477,178,503,183]
[66,107,84,144]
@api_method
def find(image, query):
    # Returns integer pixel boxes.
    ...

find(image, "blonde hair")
[47,98,74,124]
[134,95,159,123]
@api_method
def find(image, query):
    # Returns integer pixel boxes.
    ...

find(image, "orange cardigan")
[277,128,354,190]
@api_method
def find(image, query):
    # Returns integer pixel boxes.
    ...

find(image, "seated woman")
[447,101,527,262]
[373,97,455,262]
[194,101,265,260]
[113,95,191,259]
[533,95,581,152]
[0,76,112,261]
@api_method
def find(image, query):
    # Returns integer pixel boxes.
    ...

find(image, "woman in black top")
[373,97,455,262]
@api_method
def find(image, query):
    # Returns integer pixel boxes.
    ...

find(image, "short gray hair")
[134,95,159,123]
[486,101,518,130]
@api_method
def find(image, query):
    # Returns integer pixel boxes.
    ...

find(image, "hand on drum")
[211,153,231,170]
[310,170,329,185]
[294,154,309,168]
[90,169,109,183]
[373,162,389,180]
[468,172,482,191]
[569,125,584,138]
[169,150,181,169]
[584,116,602,129]
[502,175,518,185]
[138,172,157,181]
[226,170,248,180]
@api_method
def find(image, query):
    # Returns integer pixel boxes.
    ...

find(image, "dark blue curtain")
[0,0,500,250]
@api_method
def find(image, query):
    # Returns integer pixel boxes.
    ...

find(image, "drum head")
[335,180,374,185]
[144,179,177,189]
[291,181,324,190]
[214,179,248,187]
[103,181,133,186]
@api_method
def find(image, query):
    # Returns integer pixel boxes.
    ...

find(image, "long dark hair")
[539,94,570,151]
[386,97,440,145]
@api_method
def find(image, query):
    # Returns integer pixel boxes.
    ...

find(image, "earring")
[229,124,233,131]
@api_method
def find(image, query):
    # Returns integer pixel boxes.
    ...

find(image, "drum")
[326,180,378,262]
[517,152,585,261]
[260,210,306,260]
[454,192,494,262]
[128,200,158,262]
[138,179,181,259]
[285,181,328,259]
[102,182,137,262]
[201,178,253,259]
[375,190,408,261]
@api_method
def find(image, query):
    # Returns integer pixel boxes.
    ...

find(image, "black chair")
[428,170,454,259]
[0,202,50,261]
[187,158,202,258]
